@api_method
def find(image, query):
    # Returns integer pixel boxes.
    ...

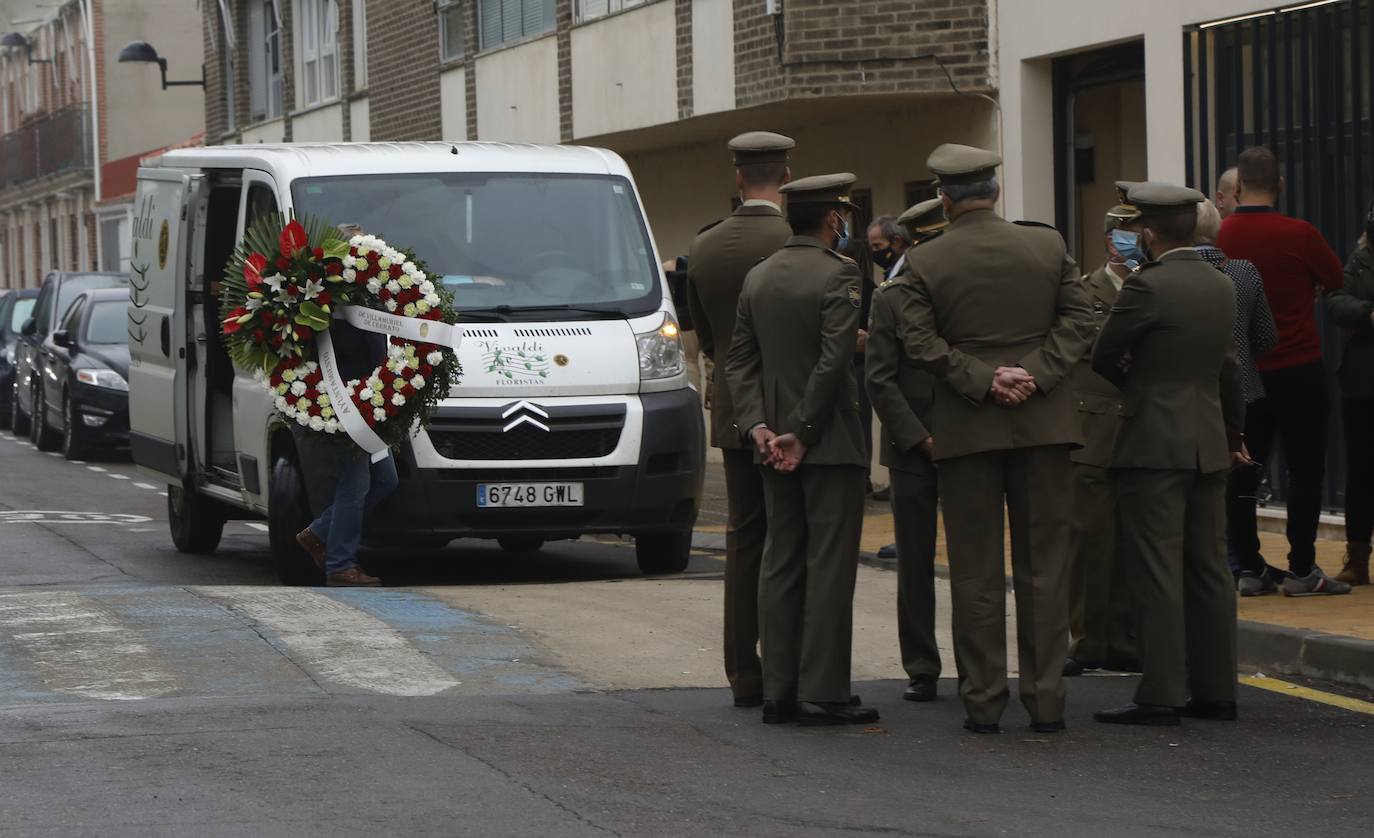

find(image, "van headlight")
[635,316,685,380]
[77,369,128,391]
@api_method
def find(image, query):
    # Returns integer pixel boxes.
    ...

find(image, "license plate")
[476,482,585,508]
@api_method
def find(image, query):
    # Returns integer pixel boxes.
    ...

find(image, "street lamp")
[0,31,52,64]
[117,41,204,89]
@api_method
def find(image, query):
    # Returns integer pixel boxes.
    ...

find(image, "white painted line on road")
[193,587,460,697]
[244,522,270,532]
[134,482,158,490]
[108,474,130,480]
[0,591,179,700]
[45,452,60,458]
[69,459,86,465]
[86,465,106,472]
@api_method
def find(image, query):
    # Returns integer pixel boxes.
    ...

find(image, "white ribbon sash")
[314,306,463,462]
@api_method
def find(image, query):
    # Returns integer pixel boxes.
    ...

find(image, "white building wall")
[475,38,560,143]
[691,0,735,117]
[439,67,467,140]
[241,118,287,144]
[997,0,1291,222]
[349,98,370,142]
[570,1,677,138]
[291,103,345,143]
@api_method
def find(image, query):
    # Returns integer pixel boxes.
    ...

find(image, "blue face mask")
[1110,228,1143,268]
[835,214,852,252]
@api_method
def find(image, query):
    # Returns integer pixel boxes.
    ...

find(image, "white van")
[128,142,705,583]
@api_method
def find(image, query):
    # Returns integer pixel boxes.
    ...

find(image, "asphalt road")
[0,434,1371,837]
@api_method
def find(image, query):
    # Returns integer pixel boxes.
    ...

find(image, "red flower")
[312,247,325,260]
[366,251,380,264]
[384,402,399,416]
[401,384,416,397]
[325,262,342,276]
[275,257,290,271]
[348,246,358,257]
[271,334,284,348]
[279,220,308,258]
[378,288,391,301]
[308,403,322,417]
[296,325,314,340]
[419,363,434,377]
[388,264,403,279]
[223,319,243,335]
[252,328,266,342]
[316,291,332,306]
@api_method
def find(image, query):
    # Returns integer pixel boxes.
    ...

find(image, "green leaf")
[320,238,350,259]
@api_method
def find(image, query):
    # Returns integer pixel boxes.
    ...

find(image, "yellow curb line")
[1240,675,1374,715]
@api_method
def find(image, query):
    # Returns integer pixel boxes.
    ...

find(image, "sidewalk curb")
[692,532,1374,691]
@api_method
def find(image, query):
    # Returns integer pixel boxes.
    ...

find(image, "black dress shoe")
[962,719,1000,734]
[762,699,797,724]
[872,485,891,502]
[877,543,898,559]
[796,700,880,726]
[734,695,764,708]
[1030,719,1066,733]
[1180,699,1238,721]
[1093,703,1180,726]
[903,675,937,702]
[1063,657,1098,677]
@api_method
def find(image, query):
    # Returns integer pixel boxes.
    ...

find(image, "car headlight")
[77,369,128,391]
[635,316,685,380]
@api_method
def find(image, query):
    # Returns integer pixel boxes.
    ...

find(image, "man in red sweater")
[1216,146,1351,596]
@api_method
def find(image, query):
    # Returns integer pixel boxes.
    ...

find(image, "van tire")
[9,388,28,436]
[497,536,544,553]
[168,484,226,554]
[269,454,321,586]
[635,531,692,575]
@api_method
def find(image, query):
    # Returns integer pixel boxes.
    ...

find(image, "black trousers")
[1344,397,1374,546]
[854,357,873,483]
[1227,360,1328,577]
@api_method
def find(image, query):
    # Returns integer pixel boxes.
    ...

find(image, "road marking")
[45,452,60,458]
[193,587,461,696]
[134,482,158,490]
[107,473,130,480]
[0,511,152,525]
[1241,675,1374,715]
[86,465,106,472]
[69,460,86,465]
[0,591,178,700]
[244,522,270,532]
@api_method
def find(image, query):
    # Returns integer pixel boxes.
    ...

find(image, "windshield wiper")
[508,304,626,319]
[457,306,513,322]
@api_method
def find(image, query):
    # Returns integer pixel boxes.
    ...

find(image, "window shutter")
[502,0,522,42]
[480,0,501,49]
[247,1,266,121]
[580,0,607,21]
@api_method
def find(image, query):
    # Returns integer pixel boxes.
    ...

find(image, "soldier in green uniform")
[684,131,795,708]
[724,173,878,726]
[900,144,1094,734]
[1091,182,1246,726]
[865,197,948,703]
[1064,185,1144,678]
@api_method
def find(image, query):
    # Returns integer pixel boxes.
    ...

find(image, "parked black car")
[0,288,39,430]
[33,288,132,458]
[12,272,128,444]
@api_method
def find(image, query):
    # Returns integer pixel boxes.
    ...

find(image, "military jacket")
[1091,249,1245,473]
[724,236,868,467]
[865,272,936,473]
[1068,265,1127,468]
[899,209,1094,462]
[686,203,791,449]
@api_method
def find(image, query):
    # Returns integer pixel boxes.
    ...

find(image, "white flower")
[368,376,383,391]
[275,396,289,411]
[402,303,417,318]
[296,397,311,412]
[388,345,404,360]
[324,418,340,433]
[308,416,325,432]
[384,299,397,312]
[391,393,407,406]
[410,375,426,389]
[366,280,382,295]
[245,296,264,312]
[419,281,435,295]
[424,293,441,306]
[343,268,356,282]
[373,407,387,421]
[264,273,287,294]
[416,301,431,315]
[426,351,443,365]
[296,413,309,426]
[303,277,325,300]
[402,261,416,273]
[385,279,401,294]
[289,381,305,396]
[358,388,374,401]
[321,406,334,419]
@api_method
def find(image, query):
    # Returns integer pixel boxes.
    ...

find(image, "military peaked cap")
[779,172,857,205]
[1126,181,1208,216]
[1108,179,1142,222]
[729,131,795,165]
[927,143,1001,185]
[897,197,948,240]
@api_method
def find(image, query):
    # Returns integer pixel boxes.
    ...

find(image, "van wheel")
[497,536,544,553]
[168,484,226,554]
[8,387,28,436]
[269,454,320,586]
[635,531,692,575]
[32,389,60,451]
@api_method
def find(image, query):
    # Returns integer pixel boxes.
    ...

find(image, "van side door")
[128,168,205,480]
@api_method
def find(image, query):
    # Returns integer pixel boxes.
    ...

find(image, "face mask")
[1110,229,1143,269]
[835,214,851,252]
[872,247,896,270]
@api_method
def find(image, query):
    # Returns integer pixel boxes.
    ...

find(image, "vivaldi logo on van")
[479,340,551,384]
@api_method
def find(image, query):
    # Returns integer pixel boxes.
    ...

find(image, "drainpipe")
[77,0,100,267]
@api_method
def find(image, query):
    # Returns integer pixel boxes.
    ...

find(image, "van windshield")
[291,173,660,317]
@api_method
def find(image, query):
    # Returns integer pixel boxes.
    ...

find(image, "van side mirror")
[20,318,35,337]
[52,330,70,349]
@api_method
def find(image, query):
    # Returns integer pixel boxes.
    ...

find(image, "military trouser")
[758,463,866,704]
[1115,468,1237,708]
[1068,463,1137,665]
[722,447,766,700]
[939,445,1072,726]
[889,459,941,679]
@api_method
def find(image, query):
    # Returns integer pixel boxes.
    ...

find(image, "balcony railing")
[0,105,93,190]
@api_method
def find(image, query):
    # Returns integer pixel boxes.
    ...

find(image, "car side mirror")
[52,329,70,349]
[20,317,36,337]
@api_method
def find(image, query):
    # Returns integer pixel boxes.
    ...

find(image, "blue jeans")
[308,451,398,574]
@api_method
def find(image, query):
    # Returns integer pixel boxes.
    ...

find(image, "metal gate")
[1184,0,1374,512]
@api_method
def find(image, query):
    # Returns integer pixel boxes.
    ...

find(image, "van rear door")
[128,169,203,479]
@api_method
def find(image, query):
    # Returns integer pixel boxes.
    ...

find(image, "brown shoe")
[1335,543,1371,586]
[296,528,327,573]
[326,566,383,587]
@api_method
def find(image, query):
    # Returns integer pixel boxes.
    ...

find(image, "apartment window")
[439,0,465,61]
[248,1,283,122]
[352,0,367,88]
[575,0,643,24]
[297,0,340,108]
[478,0,555,50]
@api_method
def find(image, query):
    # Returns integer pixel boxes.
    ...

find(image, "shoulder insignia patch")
[847,285,862,308]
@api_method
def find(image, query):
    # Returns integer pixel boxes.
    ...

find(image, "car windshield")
[9,298,35,331]
[58,276,126,325]
[85,301,126,345]
[291,172,660,316]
